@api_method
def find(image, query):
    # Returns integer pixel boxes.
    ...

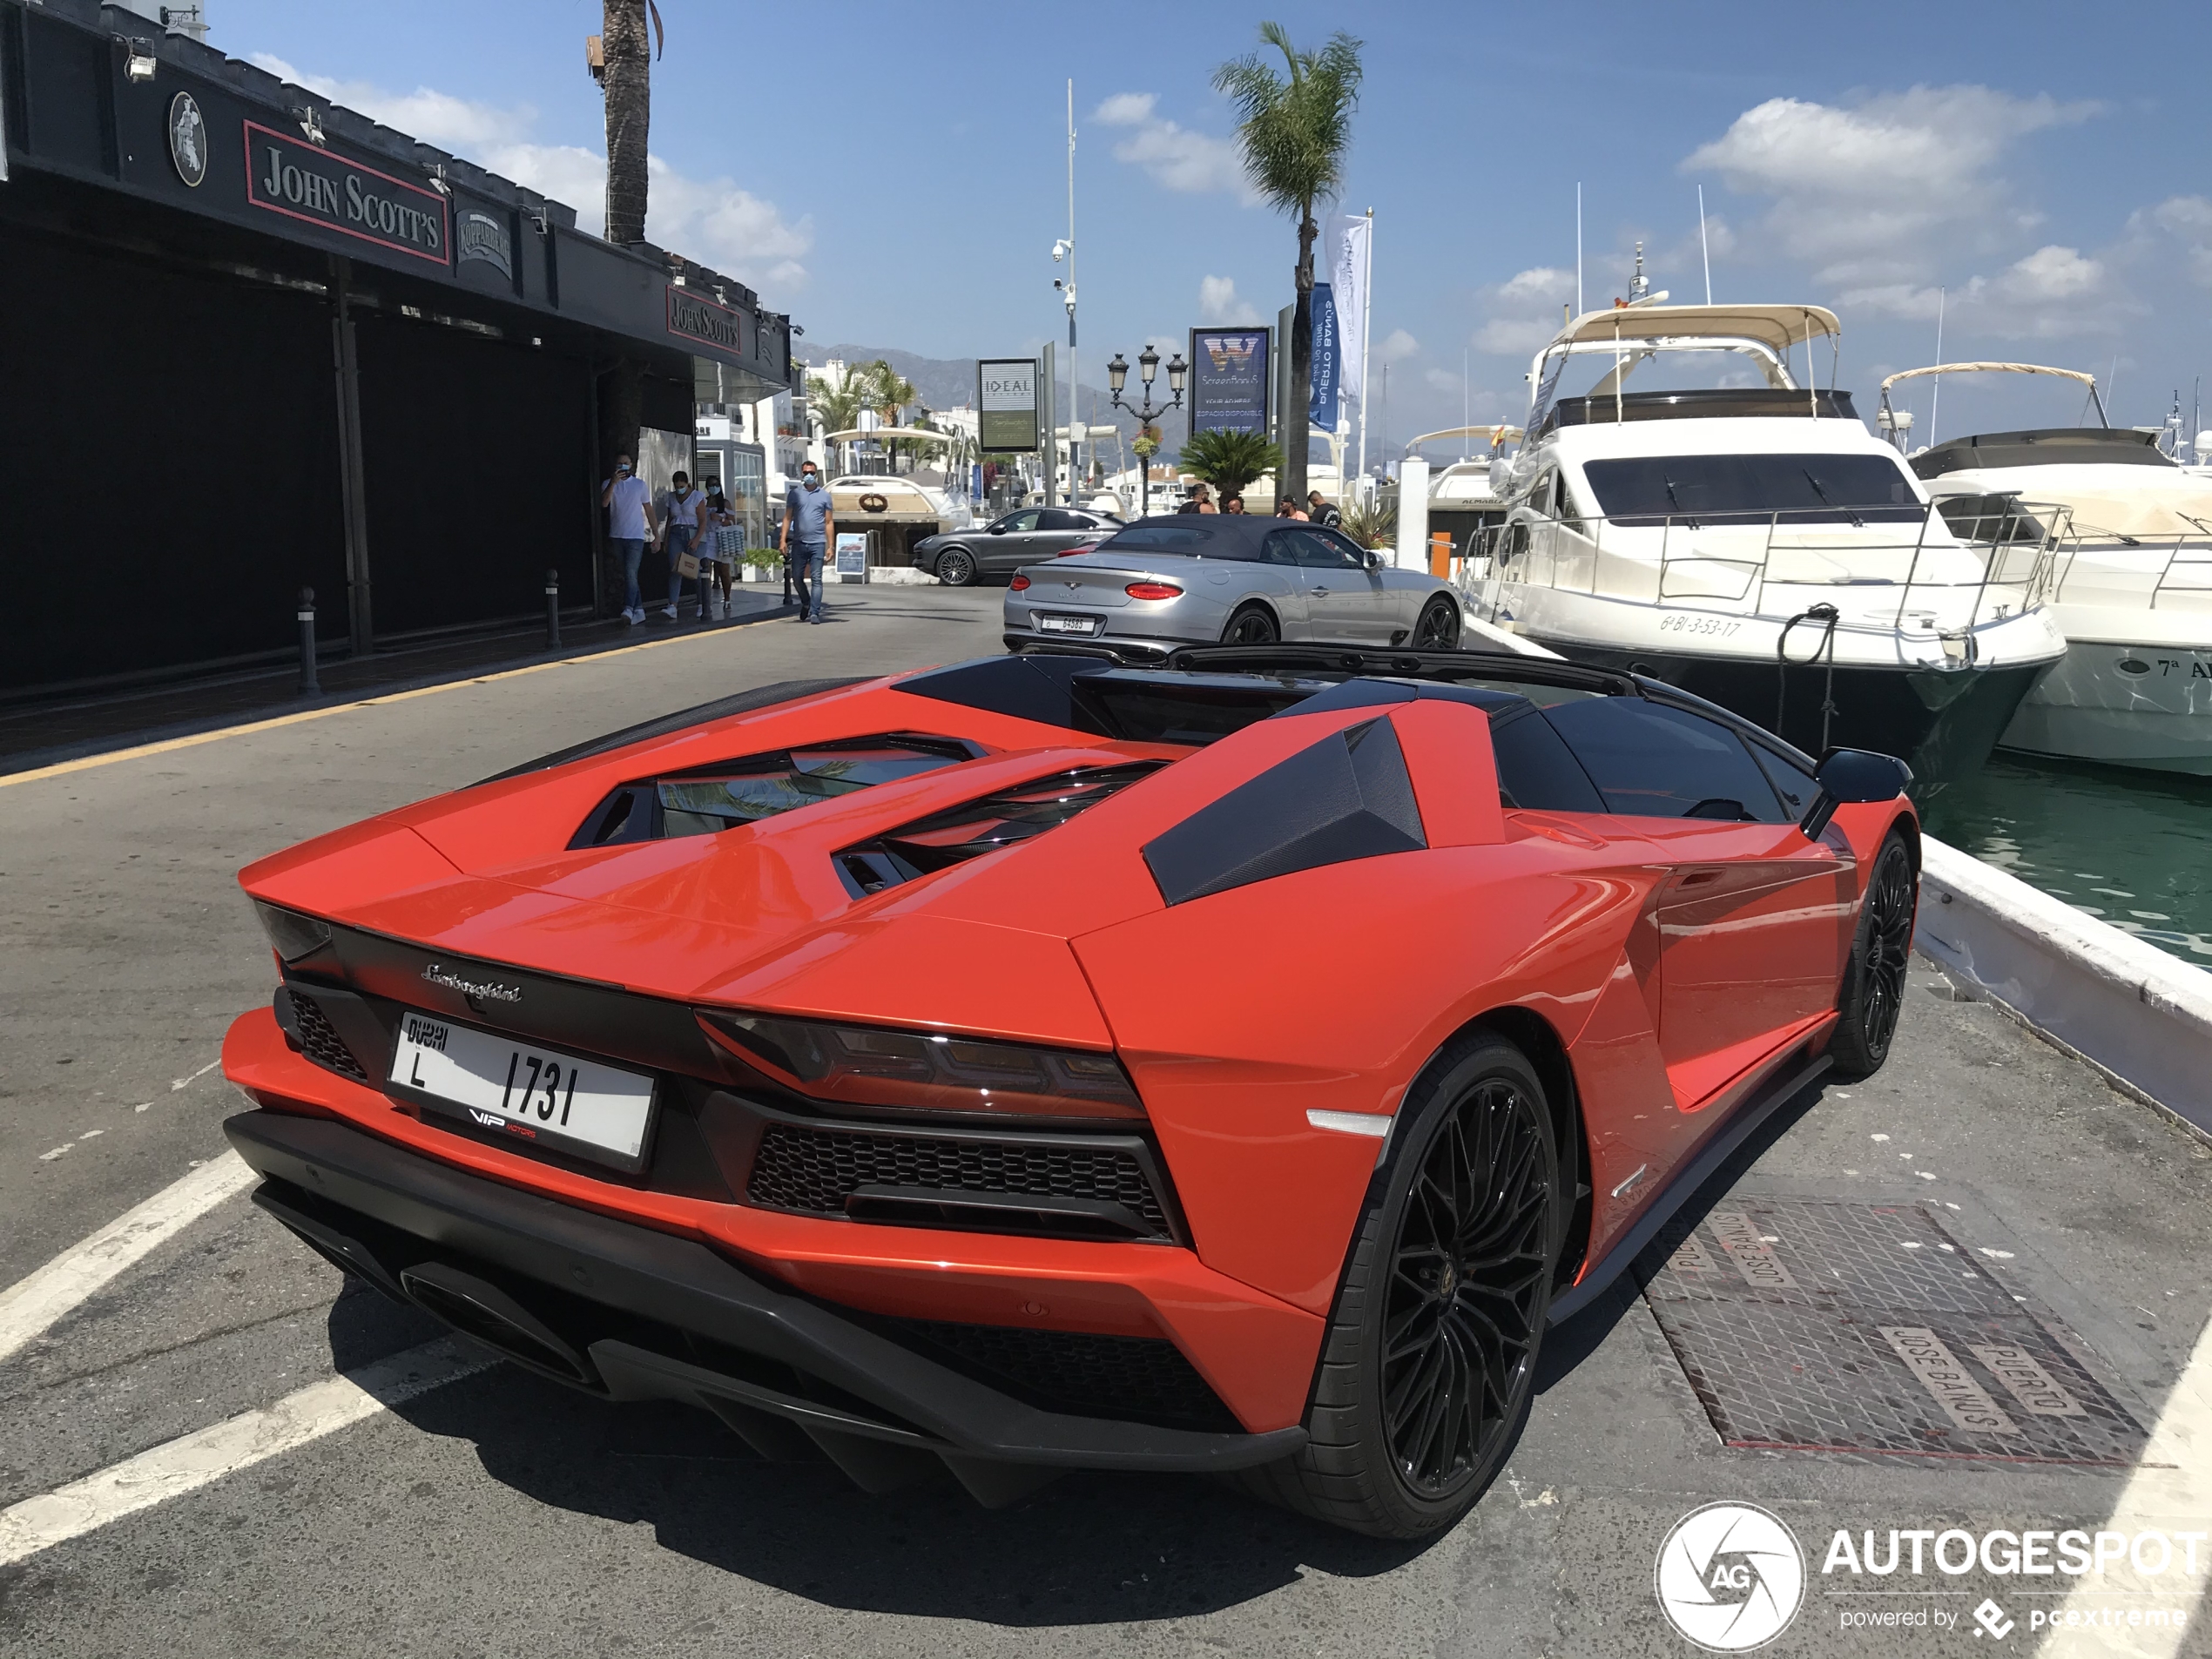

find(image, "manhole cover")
[1642,1198,2145,1467]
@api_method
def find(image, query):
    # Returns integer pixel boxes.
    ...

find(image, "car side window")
[1260,530,1302,566]
[1312,528,1372,567]
[1538,699,1790,822]
[1288,529,1364,570]
[1749,743,1819,819]
[999,509,1042,533]
[1490,709,1607,813]
[1037,509,1085,531]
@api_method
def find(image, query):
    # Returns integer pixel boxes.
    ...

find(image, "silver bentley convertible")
[1001,516,1466,658]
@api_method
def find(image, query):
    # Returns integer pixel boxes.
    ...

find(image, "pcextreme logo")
[1656,1503,1807,1652]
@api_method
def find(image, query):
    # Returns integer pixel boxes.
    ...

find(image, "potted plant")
[742,548,783,583]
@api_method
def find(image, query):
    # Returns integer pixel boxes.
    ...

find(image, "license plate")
[389,1010,656,1171]
[1035,613,1100,635]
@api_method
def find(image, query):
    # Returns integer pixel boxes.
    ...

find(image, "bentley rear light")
[1009,574,1032,590]
[1124,581,1183,600]
[698,1010,1144,1121]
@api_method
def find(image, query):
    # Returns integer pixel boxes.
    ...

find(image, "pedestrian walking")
[655,470,705,622]
[780,460,834,623]
[1176,483,1215,515]
[700,482,740,619]
[1307,490,1342,529]
[601,454,658,624]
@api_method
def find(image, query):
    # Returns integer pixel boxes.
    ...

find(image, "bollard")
[297,587,319,695]
[782,554,793,606]
[544,568,562,649]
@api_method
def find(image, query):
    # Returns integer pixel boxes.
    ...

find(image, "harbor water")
[1921,754,2212,970]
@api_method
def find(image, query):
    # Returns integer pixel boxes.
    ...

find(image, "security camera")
[1051,239,1070,262]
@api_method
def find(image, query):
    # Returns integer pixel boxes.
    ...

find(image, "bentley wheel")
[1222,604,1279,645]
[1828,831,1918,1078]
[935,547,977,587]
[1239,1031,1561,1538]
[1413,597,1460,650]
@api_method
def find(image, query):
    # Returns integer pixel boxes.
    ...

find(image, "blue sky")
[217,1,2212,455]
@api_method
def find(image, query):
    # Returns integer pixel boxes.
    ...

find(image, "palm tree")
[856,360,918,472]
[806,371,867,472]
[599,2,662,246]
[1213,24,1363,508]
[1179,428,1284,502]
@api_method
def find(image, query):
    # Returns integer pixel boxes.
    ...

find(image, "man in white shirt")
[601,455,658,625]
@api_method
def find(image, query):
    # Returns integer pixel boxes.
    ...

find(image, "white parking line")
[0,1152,256,1363]
[0,1338,491,1565]
[2037,1312,2212,1657]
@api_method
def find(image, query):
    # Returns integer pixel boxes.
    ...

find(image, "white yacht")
[1462,303,2067,783]
[1885,363,2212,773]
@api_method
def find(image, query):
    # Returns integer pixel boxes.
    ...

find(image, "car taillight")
[698,1010,1144,1121]
[1009,574,1031,590]
[1055,540,1103,557]
[254,901,334,964]
[1124,581,1183,600]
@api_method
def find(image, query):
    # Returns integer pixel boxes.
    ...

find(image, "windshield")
[1581,454,1925,527]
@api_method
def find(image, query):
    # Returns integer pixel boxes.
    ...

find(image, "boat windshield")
[1581,454,1925,528]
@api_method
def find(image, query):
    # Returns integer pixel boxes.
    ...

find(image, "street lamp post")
[1107,345,1186,518]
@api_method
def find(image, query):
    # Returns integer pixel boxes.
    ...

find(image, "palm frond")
[1211,24,1364,219]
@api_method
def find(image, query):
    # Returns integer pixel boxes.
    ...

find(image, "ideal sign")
[977,359,1039,454]
[243,121,448,264]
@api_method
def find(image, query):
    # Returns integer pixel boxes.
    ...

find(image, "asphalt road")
[3,585,2209,1656]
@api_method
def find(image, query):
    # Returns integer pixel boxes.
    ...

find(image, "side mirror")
[1799,748,1912,839]
[987,523,1007,535]
[1364,550,1385,570]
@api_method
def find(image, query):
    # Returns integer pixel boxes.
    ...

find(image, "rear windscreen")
[1100,525,1219,554]
[1581,454,1925,526]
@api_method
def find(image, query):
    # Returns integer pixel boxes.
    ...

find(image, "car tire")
[1827,830,1918,1079]
[1239,1030,1562,1539]
[1413,597,1460,650]
[1221,603,1279,645]
[935,547,978,587]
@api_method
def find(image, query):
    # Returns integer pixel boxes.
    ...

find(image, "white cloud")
[1094,91,1253,199]
[1423,368,1460,394]
[1198,274,1262,326]
[1494,266,1574,305]
[2134,196,2212,289]
[1683,85,2094,286]
[1093,92,1158,126]
[1472,266,1575,357]
[1844,246,2123,339]
[1378,328,1420,362]
[248,54,812,295]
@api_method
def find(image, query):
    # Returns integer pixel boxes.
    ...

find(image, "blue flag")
[1308,281,1340,431]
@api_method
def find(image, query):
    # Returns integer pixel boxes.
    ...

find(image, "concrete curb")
[1912,833,2212,1137]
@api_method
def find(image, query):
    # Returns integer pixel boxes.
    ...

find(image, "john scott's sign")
[244,121,448,265]
[666,287,745,355]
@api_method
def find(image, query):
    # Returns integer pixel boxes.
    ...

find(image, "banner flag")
[1333,215,1371,408]
[1308,282,1340,430]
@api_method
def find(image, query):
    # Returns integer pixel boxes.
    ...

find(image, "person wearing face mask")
[601,454,659,625]
[655,469,705,623]
[779,462,834,624]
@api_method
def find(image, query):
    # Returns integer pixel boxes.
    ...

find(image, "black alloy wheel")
[1413,597,1461,650]
[1239,1031,1561,1538]
[935,547,978,587]
[1827,832,1918,1077]
[1222,603,1280,645]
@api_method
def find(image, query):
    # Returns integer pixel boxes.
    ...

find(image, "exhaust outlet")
[398,1260,600,1390]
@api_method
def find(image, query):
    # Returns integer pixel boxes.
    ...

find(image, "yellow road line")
[0,620,765,789]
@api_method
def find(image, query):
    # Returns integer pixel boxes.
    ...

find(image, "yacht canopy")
[821,428,956,446]
[1880,363,2099,395]
[1549,303,1838,354]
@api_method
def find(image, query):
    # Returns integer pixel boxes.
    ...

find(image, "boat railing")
[1481,503,2054,634]
[1984,499,2212,610]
